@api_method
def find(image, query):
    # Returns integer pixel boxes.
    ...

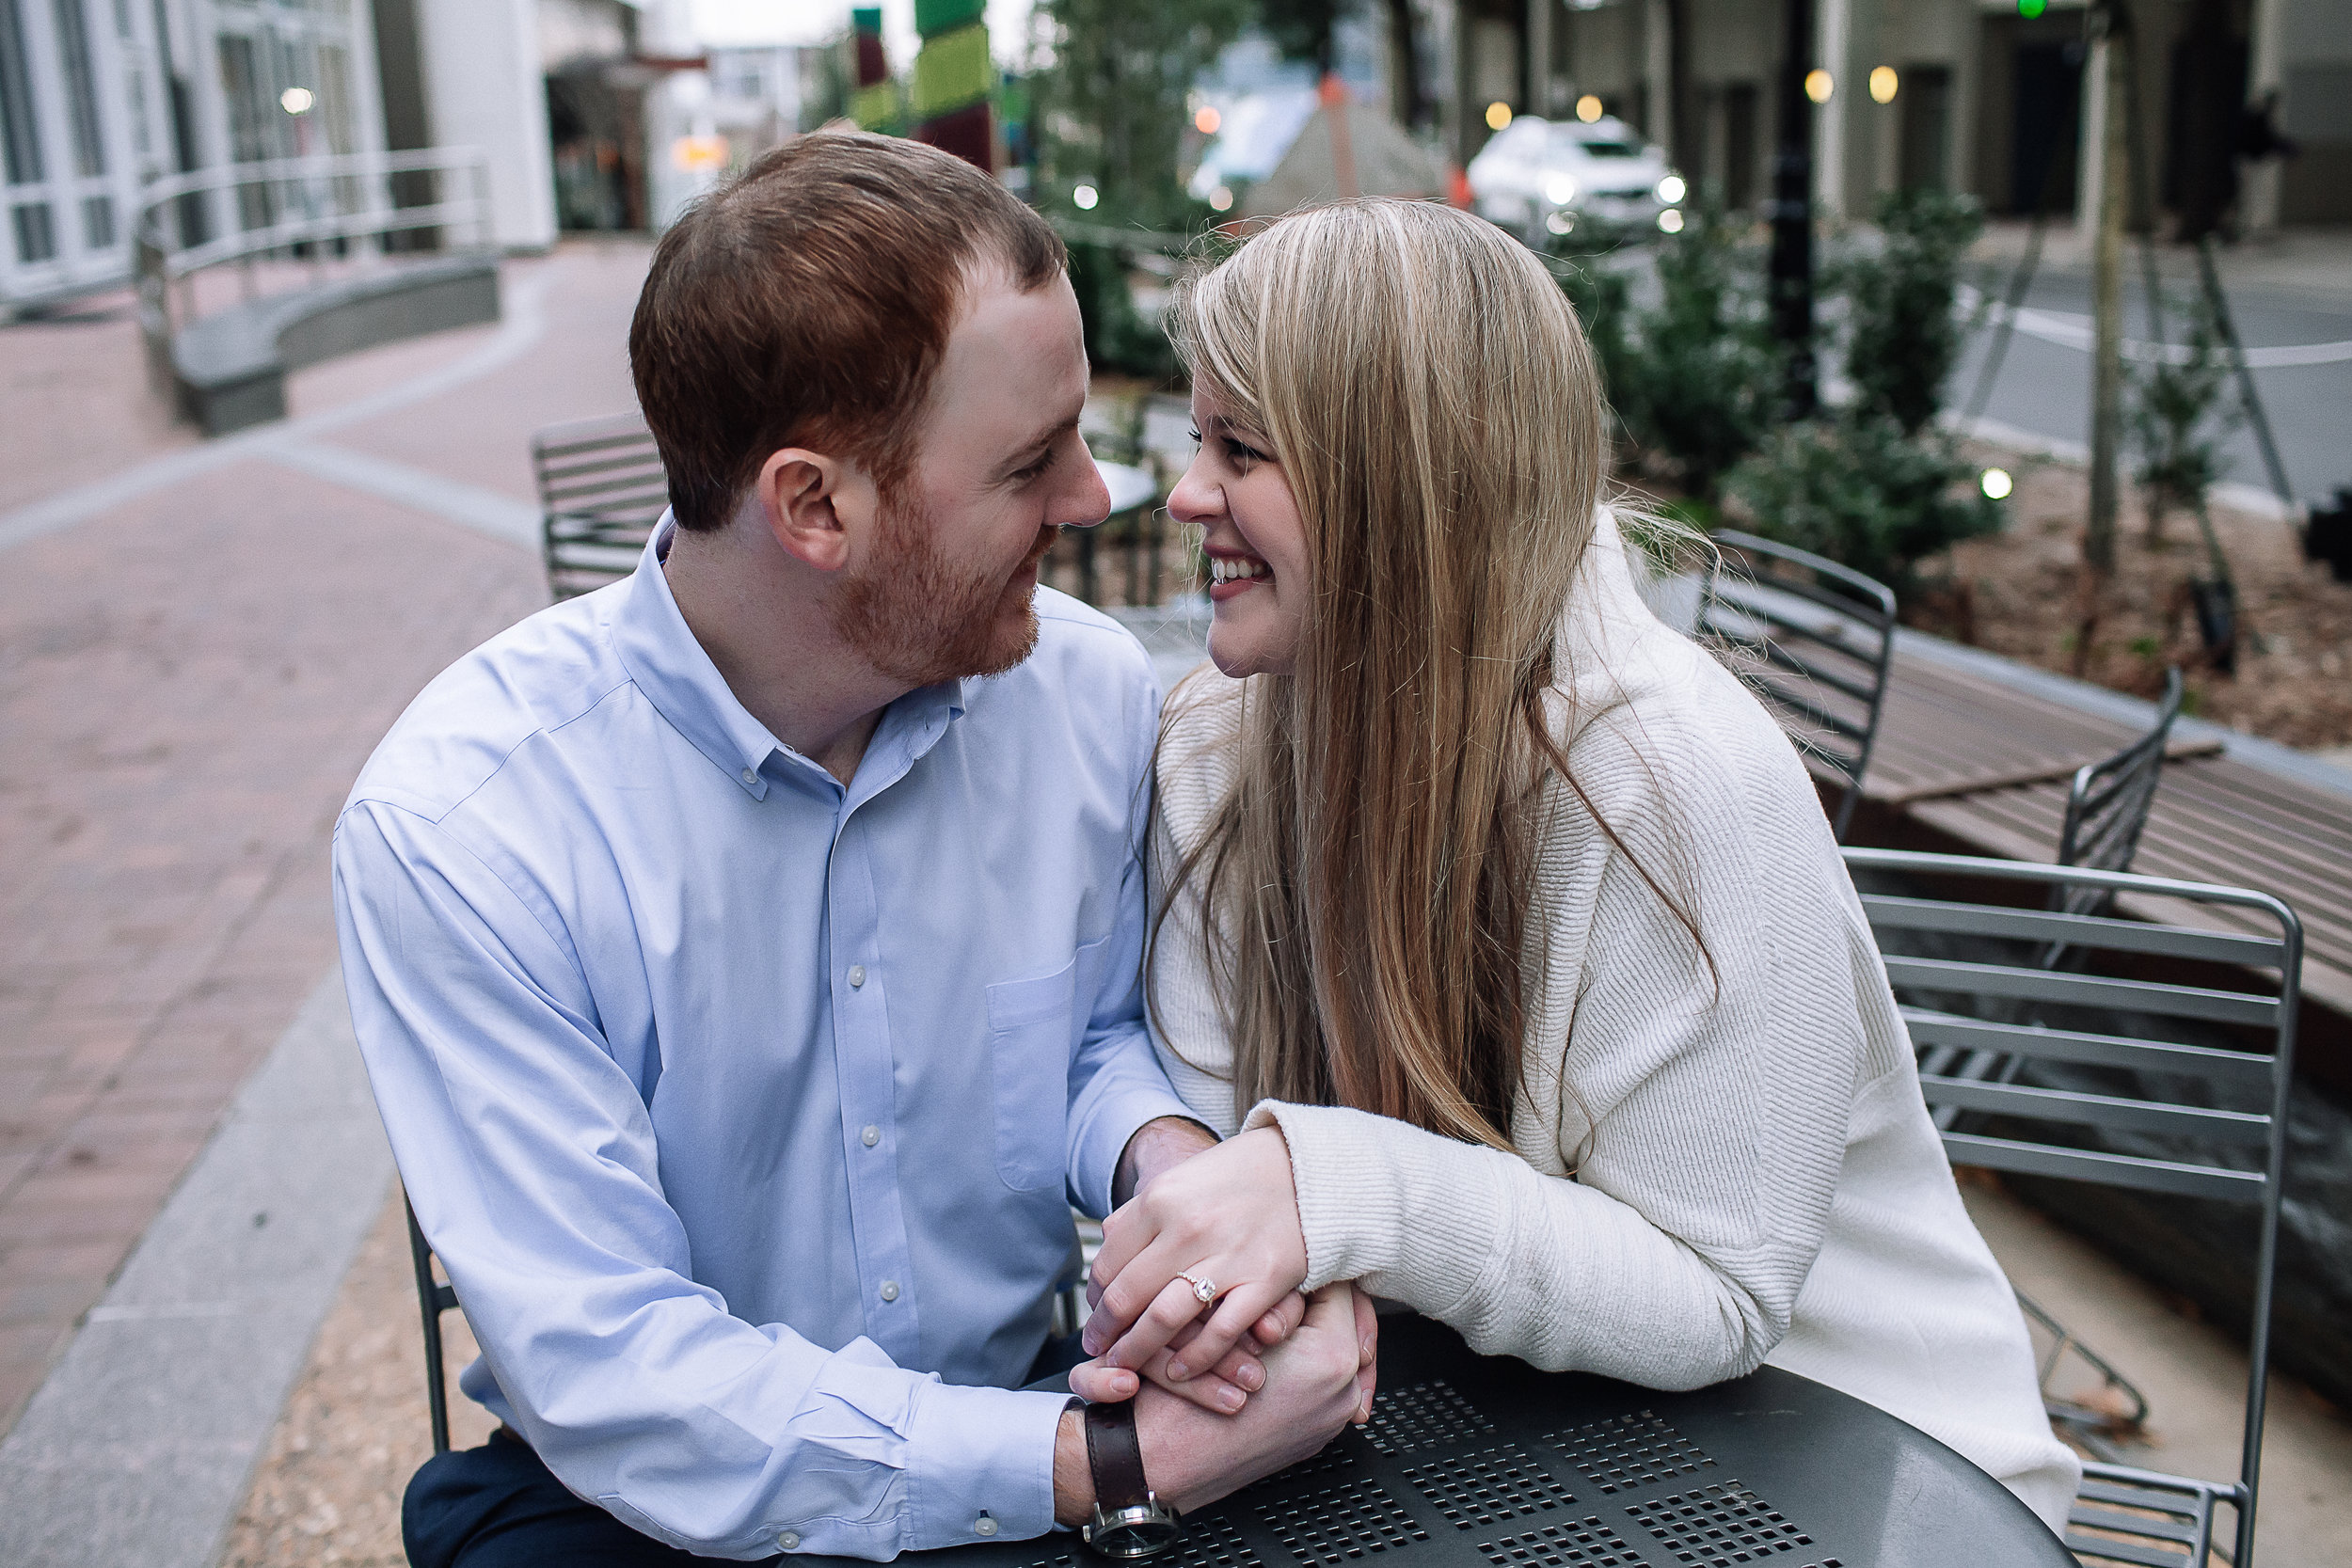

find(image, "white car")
[1467,115,1685,240]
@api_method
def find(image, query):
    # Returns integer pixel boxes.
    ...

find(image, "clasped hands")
[1054,1122,1375,1521]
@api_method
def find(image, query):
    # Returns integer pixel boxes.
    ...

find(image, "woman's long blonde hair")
[1154,199,1644,1150]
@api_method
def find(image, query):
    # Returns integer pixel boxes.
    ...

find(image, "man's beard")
[830,489,1059,688]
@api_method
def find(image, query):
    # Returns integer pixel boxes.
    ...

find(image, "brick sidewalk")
[0,239,651,1435]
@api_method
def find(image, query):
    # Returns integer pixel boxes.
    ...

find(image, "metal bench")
[167,256,499,435]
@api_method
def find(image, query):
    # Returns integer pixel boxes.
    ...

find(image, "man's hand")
[1054,1284,1378,1526]
[1085,1125,1309,1388]
[1113,1116,1218,1208]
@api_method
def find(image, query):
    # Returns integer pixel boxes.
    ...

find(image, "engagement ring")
[1177,1273,1216,1304]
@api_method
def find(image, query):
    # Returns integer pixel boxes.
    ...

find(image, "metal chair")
[404,1191,462,1454]
[1923,670,2190,1099]
[1700,530,1899,841]
[2053,668,2186,920]
[530,413,672,602]
[1844,847,2299,1568]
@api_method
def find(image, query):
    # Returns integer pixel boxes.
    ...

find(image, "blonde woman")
[1077,200,2079,1532]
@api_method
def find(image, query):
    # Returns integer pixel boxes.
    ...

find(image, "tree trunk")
[2086,6,2132,578]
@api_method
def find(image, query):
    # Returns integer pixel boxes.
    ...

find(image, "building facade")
[0,0,675,310]
[2,0,398,307]
[1457,0,2347,232]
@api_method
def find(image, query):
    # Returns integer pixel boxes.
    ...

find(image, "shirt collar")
[607,515,972,800]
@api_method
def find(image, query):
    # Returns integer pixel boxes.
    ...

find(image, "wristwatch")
[1080,1399,1184,1559]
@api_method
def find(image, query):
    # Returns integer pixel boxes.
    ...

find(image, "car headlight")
[1655,174,1686,204]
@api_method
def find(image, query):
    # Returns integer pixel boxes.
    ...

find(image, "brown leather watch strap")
[1083,1399,1150,1513]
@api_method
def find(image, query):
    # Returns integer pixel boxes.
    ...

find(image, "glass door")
[0,0,167,305]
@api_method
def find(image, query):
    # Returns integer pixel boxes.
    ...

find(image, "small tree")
[1723,415,2000,595]
[2128,289,2239,548]
[1030,0,1250,230]
[1836,187,1985,435]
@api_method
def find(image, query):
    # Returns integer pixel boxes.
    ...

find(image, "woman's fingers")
[1086,1201,1156,1314]
[1120,1278,1289,1382]
[1100,1274,1221,1373]
[1082,1231,1197,1356]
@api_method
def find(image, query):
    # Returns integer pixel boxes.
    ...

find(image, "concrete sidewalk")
[0,237,653,1562]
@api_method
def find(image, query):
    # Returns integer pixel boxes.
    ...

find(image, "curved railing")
[133,147,492,361]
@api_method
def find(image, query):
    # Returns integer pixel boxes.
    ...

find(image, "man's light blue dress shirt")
[332,522,1196,1560]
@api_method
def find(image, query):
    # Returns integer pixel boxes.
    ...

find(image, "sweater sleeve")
[1248,691,1866,1391]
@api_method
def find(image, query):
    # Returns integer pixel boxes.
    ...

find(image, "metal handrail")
[133,147,492,361]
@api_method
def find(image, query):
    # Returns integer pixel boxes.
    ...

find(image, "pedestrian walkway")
[0,238,653,1450]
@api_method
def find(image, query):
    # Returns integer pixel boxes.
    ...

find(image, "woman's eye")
[1187,426,1203,446]
[1223,438,1267,467]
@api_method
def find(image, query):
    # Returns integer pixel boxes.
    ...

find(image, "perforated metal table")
[877,1312,2074,1568]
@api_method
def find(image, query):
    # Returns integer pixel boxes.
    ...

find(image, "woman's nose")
[1167,453,1223,527]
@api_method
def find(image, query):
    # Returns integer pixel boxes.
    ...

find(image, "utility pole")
[2085,0,2131,579]
[1770,0,1818,415]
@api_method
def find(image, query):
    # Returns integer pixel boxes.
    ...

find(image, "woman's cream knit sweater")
[1147,513,2081,1531]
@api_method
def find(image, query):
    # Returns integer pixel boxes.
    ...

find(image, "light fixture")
[1576,94,1603,124]
[1545,211,1575,235]
[1805,70,1835,104]
[1195,105,1221,135]
[1980,467,2014,500]
[1655,174,1686,204]
[1869,67,1899,103]
[279,86,314,115]
[1657,208,1684,234]
[1209,185,1233,213]
[1486,101,1514,131]
[1545,173,1578,205]
[1073,183,1099,211]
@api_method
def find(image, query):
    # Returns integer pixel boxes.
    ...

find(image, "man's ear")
[755,447,879,572]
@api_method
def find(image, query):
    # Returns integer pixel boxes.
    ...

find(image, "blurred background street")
[3,0,2351,1564]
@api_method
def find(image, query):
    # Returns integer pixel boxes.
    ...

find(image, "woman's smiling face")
[1168,383,1311,678]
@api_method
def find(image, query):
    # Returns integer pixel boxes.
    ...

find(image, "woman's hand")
[1082,1124,1310,1387]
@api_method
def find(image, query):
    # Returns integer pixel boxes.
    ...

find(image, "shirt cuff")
[902,1382,1073,1551]
[1071,1083,1201,1220]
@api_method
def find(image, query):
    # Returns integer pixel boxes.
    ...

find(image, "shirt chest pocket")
[985,933,1113,1193]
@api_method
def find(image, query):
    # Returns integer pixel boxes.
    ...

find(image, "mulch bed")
[1903,442,2352,752]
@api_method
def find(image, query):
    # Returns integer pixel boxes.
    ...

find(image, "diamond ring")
[1177,1272,1216,1304]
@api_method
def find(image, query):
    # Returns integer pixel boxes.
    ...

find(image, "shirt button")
[778,1531,801,1551]
[975,1514,999,1537]
[861,1124,881,1148]
[848,964,866,989]
[740,767,757,784]
[879,1279,900,1302]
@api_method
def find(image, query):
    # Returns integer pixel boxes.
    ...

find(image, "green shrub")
[1834,187,1984,435]
[1559,205,1782,498]
[1723,414,2000,595]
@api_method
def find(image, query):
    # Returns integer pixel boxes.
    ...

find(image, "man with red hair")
[335,134,1373,1566]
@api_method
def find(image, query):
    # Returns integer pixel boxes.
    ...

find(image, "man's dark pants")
[404,1338,1084,1566]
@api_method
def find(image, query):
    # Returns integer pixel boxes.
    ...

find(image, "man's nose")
[1065,447,1116,531]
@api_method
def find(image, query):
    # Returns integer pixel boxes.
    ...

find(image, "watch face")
[1085,1510,1184,1559]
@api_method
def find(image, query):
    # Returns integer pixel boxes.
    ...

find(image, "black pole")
[1770,0,1818,416]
